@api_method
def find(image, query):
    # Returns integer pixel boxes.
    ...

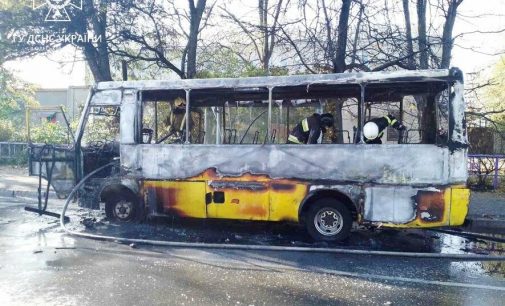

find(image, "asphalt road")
[0,196,504,305]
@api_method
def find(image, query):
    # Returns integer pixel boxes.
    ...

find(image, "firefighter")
[363,114,406,144]
[287,113,334,144]
[160,97,191,143]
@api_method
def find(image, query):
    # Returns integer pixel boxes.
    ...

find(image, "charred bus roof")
[91,68,463,106]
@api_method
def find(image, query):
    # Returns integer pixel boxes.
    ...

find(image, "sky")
[3,0,505,88]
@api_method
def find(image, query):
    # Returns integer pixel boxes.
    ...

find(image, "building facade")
[35,86,90,119]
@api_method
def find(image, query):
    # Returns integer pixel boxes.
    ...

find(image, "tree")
[0,67,37,141]
[220,0,290,74]
[110,0,214,79]
[406,0,464,143]
[0,0,113,81]
[466,56,505,138]
[279,0,357,142]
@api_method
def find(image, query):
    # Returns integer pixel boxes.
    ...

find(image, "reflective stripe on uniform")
[383,115,397,127]
[302,118,309,132]
[288,134,302,144]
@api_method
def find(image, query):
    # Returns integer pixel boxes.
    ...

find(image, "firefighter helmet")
[363,122,379,140]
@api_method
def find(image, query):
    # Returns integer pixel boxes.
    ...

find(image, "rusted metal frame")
[222,103,226,143]
[358,83,366,144]
[494,156,499,189]
[286,103,290,142]
[437,82,451,145]
[57,106,74,144]
[335,130,351,143]
[136,91,143,145]
[399,98,404,144]
[239,110,268,144]
[448,82,454,145]
[97,69,458,92]
[43,147,56,212]
[203,108,208,144]
[185,89,191,144]
[267,87,274,143]
[74,87,96,182]
[253,131,260,144]
[33,144,55,212]
[75,87,96,146]
[215,107,221,144]
[209,181,267,191]
[154,101,158,142]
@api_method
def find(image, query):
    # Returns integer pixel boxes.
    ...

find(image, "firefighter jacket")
[288,113,325,144]
[364,114,405,144]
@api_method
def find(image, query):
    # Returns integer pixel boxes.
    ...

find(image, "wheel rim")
[314,207,344,236]
[114,200,133,220]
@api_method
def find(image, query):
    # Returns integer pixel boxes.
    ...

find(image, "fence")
[0,142,28,162]
[468,154,505,190]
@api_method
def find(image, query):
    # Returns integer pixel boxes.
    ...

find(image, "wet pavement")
[1,196,504,305]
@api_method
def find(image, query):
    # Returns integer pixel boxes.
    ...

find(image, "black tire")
[305,198,353,242]
[105,192,140,222]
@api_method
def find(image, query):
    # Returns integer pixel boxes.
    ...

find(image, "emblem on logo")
[32,0,83,22]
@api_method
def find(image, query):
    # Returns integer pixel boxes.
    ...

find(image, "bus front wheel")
[305,199,352,242]
[105,193,140,223]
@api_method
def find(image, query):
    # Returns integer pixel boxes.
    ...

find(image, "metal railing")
[468,154,505,190]
[0,142,28,161]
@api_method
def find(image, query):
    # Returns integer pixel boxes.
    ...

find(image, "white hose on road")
[60,163,505,261]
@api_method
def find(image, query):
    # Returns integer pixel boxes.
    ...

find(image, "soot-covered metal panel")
[97,69,457,92]
[364,186,418,223]
[119,144,461,185]
[90,90,122,105]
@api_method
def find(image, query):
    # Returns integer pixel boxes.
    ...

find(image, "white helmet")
[363,122,379,140]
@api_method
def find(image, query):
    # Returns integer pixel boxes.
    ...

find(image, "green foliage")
[0,147,28,166]
[0,67,38,141]
[0,120,17,141]
[30,121,69,144]
[81,108,120,145]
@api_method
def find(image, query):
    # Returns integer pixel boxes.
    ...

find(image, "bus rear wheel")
[305,199,352,242]
[105,193,140,222]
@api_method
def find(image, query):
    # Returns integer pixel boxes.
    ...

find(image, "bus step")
[24,206,70,223]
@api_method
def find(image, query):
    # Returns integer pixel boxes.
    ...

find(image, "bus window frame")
[136,80,458,147]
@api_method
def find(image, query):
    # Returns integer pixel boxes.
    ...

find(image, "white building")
[35,86,90,119]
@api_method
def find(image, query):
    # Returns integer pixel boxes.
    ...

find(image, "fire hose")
[60,163,505,261]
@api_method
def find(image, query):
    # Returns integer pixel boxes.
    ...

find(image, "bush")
[30,121,70,144]
[0,120,17,141]
[0,148,28,166]
[468,175,505,191]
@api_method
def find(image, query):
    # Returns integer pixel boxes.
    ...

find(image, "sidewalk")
[0,165,56,199]
[465,192,505,233]
[0,165,503,232]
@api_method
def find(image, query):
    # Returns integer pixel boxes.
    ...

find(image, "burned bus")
[30,68,470,241]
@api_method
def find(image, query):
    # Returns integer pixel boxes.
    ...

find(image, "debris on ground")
[81,217,97,229]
